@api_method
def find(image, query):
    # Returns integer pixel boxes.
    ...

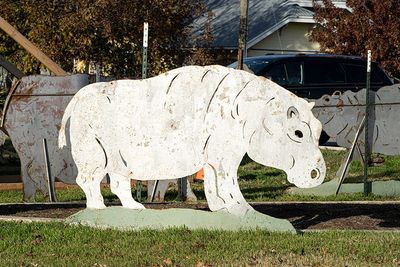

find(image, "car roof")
[243,53,366,62]
[227,54,370,71]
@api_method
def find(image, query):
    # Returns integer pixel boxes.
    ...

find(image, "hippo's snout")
[287,156,326,188]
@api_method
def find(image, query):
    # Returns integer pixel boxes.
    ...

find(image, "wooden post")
[237,0,249,70]
[0,16,67,76]
[95,63,101,82]
[142,22,149,79]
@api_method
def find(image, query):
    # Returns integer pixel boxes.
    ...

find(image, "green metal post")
[364,50,371,196]
[137,22,149,202]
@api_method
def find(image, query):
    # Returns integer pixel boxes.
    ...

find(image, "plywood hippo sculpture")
[59,65,325,215]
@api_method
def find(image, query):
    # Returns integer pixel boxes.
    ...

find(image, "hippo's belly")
[95,91,210,180]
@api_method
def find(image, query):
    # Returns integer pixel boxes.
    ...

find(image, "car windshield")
[228,59,273,75]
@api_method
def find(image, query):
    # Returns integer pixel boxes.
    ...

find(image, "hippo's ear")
[287,106,299,119]
[308,102,315,110]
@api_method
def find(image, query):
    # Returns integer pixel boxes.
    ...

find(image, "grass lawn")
[0,150,400,265]
[1,150,400,203]
[0,221,398,266]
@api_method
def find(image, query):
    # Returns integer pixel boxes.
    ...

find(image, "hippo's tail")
[58,95,79,148]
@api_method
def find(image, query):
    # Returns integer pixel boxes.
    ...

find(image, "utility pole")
[237,0,249,70]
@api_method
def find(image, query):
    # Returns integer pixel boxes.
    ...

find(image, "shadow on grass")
[345,171,400,183]
[240,185,289,200]
[253,202,400,229]
[0,203,85,217]
[240,174,257,180]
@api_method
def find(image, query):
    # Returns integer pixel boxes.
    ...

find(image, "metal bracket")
[336,116,366,195]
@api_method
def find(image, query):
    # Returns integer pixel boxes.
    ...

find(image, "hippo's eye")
[287,106,299,119]
[295,130,303,138]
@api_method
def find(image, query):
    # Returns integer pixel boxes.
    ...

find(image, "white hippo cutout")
[59,65,325,216]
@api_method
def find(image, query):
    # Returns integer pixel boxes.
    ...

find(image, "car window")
[342,64,365,83]
[264,61,304,86]
[343,63,385,84]
[304,60,345,84]
[265,63,287,85]
[285,61,304,85]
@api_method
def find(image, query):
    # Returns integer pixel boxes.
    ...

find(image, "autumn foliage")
[310,0,400,79]
[0,0,212,78]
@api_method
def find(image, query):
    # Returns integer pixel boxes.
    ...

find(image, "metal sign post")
[364,50,372,196]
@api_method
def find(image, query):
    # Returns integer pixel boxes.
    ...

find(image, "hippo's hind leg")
[76,169,106,209]
[74,138,108,209]
[109,172,145,209]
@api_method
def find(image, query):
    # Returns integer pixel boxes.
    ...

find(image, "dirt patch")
[0,202,399,230]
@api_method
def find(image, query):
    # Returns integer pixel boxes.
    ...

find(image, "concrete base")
[66,207,296,233]
[288,179,400,196]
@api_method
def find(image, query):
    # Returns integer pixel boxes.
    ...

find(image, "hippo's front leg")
[203,160,253,216]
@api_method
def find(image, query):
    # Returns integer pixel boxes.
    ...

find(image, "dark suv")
[229,54,394,99]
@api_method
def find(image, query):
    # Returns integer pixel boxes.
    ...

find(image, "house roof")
[192,0,347,49]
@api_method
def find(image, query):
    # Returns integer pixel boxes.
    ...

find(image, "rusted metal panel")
[3,74,90,201]
[313,84,400,156]
[60,65,325,215]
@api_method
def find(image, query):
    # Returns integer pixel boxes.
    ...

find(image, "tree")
[0,0,212,78]
[310,0,400,79]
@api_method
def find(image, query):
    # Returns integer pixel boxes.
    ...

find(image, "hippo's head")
[240,77,326,188]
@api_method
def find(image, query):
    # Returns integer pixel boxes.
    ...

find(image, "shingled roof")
[192,0,347,49]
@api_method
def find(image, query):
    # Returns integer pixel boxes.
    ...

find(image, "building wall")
[247,22,320,56]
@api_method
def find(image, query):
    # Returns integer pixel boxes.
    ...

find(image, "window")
[264,61,304,86]
[304,60,345,84]
[285,61,304,85]
[342,64,365,83]
[343,63,384,84]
